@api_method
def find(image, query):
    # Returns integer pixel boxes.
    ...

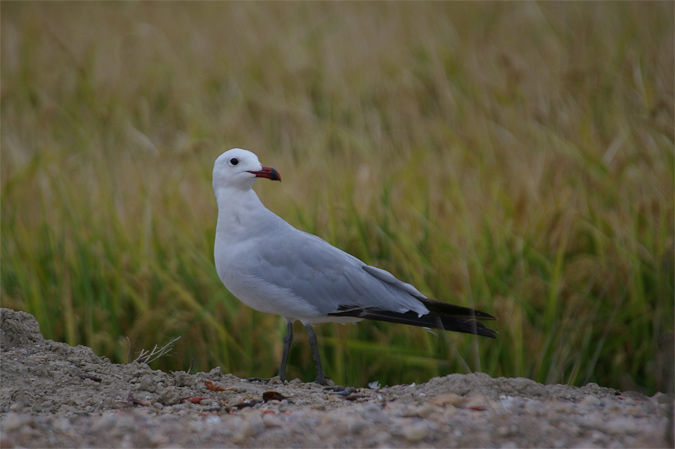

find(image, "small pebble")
[232,420,255,443]
[500,442,519,449]
[402,421,429,441]
[348,418,367,434]
[2,413,29,432]
[604,417,640,435]
[262,413,283,428]
[362,404,387,422]
[430,393,465,407]
[581,395,600,406]
[417,403,442,418]
[652,392,671,404]
[367,431,391,446]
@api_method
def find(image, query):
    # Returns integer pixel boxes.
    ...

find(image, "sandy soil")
[0,308,672,448]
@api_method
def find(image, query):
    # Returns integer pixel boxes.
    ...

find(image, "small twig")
[134,336,181,365]
[126,336,132,364]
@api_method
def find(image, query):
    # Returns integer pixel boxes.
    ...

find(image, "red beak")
[248,166,281,181]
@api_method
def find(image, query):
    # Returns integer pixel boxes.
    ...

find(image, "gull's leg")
[279,319,293,383]
[304,324,327,385]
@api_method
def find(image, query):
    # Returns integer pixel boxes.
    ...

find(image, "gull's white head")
[213,148,281,193]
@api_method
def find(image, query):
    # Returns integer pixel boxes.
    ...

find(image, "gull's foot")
[245,377,272,384]
[246,375,292,384]
[323,385,354,395]
[312,375,336,386]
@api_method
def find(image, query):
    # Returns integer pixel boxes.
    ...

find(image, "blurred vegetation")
[1,2,673,394]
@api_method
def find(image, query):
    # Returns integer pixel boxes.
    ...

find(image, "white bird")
[213,148,496,384]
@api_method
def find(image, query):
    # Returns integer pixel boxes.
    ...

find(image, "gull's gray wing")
[241,225,431,318]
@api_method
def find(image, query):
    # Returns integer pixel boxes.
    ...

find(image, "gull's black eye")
[230,158,239,166]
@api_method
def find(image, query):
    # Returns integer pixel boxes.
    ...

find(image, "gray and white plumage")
[213,148,496,384]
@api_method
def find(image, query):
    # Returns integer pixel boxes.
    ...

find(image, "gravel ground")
[1,308,672,448]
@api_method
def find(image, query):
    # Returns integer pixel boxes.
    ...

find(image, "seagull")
[213,148,496,385]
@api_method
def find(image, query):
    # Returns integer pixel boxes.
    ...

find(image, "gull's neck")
[215,186,283,242]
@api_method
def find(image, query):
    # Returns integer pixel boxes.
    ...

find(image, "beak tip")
[249,166,281,181]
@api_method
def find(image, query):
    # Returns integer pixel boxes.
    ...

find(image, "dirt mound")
[0,308,672,448]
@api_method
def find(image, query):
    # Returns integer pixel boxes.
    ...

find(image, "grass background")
[2,2,673,394]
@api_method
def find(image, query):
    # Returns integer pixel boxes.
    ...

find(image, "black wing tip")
[419,297,497,321]
[472,310,498,320]
[478,327,498,338]
[329,306,498,338]
[443,317,498,338]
